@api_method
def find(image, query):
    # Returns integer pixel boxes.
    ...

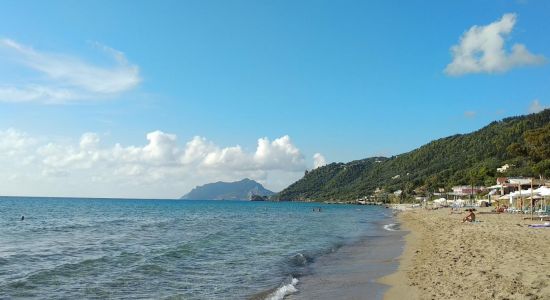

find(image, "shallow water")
[287,227,404,300]
[0,197,397,299]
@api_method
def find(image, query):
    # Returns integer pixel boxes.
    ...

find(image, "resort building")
[450,185,486,196]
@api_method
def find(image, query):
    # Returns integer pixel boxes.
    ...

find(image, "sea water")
[0,197,399,299]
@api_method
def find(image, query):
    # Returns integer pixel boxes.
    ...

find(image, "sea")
[0,197,404,299]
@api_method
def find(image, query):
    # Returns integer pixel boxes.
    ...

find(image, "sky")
[0,0,549,198]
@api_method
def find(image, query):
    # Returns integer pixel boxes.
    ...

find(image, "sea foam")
[383,223,400,231]
[265,278,299,300]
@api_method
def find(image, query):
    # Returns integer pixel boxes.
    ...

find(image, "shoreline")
[378,210,419,299]
[380,207,550,299]
[284,209,405,300]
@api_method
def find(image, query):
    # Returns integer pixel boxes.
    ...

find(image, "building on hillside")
[450,185,486,197]
[489,177,547,199]
[497,164,513,173]
[496,177,537,191]
[496,177,508,185]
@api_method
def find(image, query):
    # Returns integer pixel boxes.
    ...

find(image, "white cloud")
[253,136,305,171]
[528,99,547,114]
[464,111,477,118]
[142,131,180,163]
[80,132,100,150]
[0,130,309,198]
[0,128,36,157]
[0,38,141,103]
[202,145,251,170]
[445,13,545,76]
[0,85,78,103]
[313,153,327,169]
[181,136,216,164]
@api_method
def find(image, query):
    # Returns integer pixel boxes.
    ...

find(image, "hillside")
[276,109,550,201]
[181,178,274,200]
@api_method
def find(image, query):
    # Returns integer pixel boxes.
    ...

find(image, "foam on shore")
[264,278,299,300]
[383,223,400,231]
[286,218,405,300]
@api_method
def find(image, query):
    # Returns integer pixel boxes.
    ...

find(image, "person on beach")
[495,205,507,213]
[462,209,475,223]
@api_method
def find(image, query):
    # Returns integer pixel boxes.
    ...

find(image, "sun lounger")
[528,222,550,228]
[523,214,550,221]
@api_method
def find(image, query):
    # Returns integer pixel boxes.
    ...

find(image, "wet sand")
[381,207,550,300]
[288,221,405,300]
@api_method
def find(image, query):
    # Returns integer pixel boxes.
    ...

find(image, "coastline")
[378,209,419,300]
[284,208,405,300]
[381,207,550,299]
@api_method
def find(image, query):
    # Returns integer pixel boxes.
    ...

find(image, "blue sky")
[0,0,548,198]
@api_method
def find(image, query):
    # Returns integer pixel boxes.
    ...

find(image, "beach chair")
[534,209,550,221]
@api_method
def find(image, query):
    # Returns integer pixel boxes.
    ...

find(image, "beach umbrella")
[535,187,550,212]
[510,189,532,197]
[535,186,550,197]
[510,189,533,212]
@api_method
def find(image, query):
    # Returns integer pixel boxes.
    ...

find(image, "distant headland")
[180,178,274,200]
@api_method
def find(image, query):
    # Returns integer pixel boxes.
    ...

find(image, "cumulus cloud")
[0,38,141,103]
[0,128,36,157]
[313,153,327,169]
[528,99,547,114]
[445,13,545,76]
[253,136,305,171]
[0,130,308,198]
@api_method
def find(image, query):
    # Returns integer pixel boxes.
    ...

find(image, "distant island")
[181,178,274,200]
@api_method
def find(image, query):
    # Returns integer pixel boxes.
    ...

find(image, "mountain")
[276,109,550,202]
[181,178,274,200]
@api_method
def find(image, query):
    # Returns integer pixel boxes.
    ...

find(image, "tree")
[506,142,525,157]
[533,159,550,179]
[523,124,550,162]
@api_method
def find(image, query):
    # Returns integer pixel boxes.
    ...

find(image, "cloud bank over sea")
[0,129,324,198]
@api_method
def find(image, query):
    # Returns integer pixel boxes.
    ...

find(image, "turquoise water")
[0,197,393,299]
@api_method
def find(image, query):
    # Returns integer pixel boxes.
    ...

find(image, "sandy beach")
[381,207,550,300]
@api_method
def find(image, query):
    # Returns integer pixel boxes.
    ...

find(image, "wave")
[289,252,312,267]
[264,277,299,300]
[150,243,195,261]
[25,218,135,234]
[383,223,400,231]
[18,251,142,285]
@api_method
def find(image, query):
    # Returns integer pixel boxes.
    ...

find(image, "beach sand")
[381,208,550,300]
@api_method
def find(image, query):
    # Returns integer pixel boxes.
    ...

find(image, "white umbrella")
[510,189,533,197]
[534,186,550,197]
[498,194,511,200]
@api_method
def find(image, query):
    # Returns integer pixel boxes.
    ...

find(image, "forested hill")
[276,109,550,202]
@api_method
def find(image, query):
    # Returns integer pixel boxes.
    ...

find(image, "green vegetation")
[275,109,550,202]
